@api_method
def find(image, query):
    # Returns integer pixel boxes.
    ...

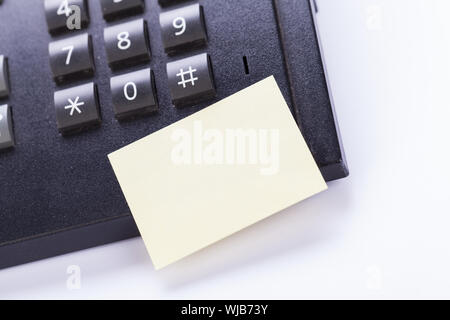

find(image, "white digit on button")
[57,0,72,17]
[124,82,137,101]
[173,17,186,36]
[62,45,74,65]
[117,31,131,50]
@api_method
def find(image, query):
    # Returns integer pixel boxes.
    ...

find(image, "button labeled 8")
[104,18,151,70]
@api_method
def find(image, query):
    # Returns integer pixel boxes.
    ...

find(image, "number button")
[160,3,207,55]
[100,0,145,21]
[110,68,158,120]
[158,0,187,7]
[44,0,90,35]
[49,33,95,84]
[54,83,101,135]
[0,55,10,99]
[167,53,216,107]
[0,104,15,151]
[104,18,151,70]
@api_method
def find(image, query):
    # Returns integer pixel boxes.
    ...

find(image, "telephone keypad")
[43,1,215,136]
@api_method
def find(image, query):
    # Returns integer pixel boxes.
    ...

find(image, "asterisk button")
[54,83,101,135]
[64,96,85,116]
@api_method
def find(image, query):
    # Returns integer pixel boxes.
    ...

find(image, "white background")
[2,0,450,299]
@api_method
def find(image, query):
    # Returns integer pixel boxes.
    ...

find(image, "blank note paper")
[108,76,327,270]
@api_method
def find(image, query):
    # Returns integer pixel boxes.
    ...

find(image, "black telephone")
[0,0,348,269]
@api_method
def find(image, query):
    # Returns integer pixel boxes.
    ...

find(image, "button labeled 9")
[160,3,207,55]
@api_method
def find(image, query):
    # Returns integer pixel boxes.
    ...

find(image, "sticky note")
[108,76,327,270]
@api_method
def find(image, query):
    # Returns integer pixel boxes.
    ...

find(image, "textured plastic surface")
[273,0,348,180]
[0,0,347,269]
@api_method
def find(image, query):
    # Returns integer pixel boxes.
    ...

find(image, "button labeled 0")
[110,68,158,120]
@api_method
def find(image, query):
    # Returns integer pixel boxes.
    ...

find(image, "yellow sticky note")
[108,76,327,270]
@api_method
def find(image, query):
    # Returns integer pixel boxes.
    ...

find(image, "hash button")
[166,53,216,107]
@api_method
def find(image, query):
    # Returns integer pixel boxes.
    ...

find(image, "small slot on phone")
[243,56,250,75]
